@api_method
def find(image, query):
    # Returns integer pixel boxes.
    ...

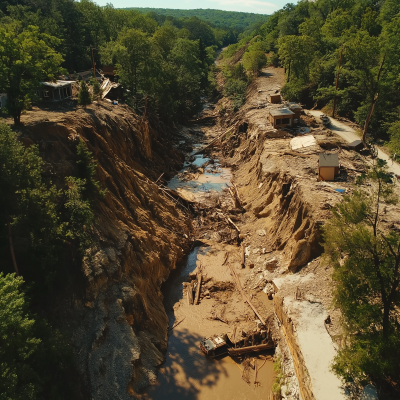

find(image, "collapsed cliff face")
[18,103,191,398]
[220,128,324,272]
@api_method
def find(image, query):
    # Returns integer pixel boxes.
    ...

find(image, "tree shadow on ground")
[145,328,227,400]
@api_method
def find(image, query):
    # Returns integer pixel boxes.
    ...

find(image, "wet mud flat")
[144,245,275,400]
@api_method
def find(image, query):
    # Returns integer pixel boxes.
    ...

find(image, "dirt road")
[307,109,400,176]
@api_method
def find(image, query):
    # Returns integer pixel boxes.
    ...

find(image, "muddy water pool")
[144,247,274,400]
[167,150,232,202]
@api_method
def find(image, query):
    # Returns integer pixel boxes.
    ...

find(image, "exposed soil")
[148,66,400,400]
[8,64,400,399]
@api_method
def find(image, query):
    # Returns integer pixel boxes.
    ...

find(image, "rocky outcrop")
[19,103,191,399]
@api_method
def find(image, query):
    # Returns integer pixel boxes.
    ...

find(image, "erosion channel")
[146,121,276,398]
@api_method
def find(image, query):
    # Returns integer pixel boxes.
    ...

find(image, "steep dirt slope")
[15,102,191,398]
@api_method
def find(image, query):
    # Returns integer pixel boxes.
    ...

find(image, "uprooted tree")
[323,157,400,384]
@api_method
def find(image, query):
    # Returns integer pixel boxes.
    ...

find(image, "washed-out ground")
[144,66,400,400]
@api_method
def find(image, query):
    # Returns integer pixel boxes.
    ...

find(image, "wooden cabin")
[270,93,281,103]
[37,81,74,102]
[269,108,295,129]
[319,153,340,181]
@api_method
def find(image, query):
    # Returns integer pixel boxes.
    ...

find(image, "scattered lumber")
[229,187,241,209]
[222,252,229,265]
[194,273,202,305]
[154,172,164,184]
[241,244,245,268]
[228,342,274,356]
[228,264,266,325]
[193,122,239,155]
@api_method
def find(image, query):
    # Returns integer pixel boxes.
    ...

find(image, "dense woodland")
[226,0,400,154]
[130,7,269,32]
[0,0,249,123]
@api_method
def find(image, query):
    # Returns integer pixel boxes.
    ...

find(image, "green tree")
[78,80,92,108]
[0,23,64,124]
[109,28,160,100]
[89,77,102,101]
[0,272,75,400]
[243,50,267,74]
[0,272,40,399]
[168,38,203,116]
[0,123,61,279]
[323,158,400,383]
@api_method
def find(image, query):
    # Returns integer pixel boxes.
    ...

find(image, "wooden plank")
[241,244,245,268]
[227,217,240,232]
[228,342,274,356]
[187,282,193,305]
[228,264,266,325]
[194,274,202,305]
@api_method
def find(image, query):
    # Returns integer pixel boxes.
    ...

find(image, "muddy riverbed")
[144,130,275,399]
[144,245,274,400]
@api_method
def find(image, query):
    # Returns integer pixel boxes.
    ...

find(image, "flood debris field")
[146,66,400,400]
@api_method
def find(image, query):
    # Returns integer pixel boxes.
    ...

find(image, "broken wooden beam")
[241,244,245,268]
[194,273,202,305]
[228,342,275,356]
[227,217,240,233]
[187,282,193,305]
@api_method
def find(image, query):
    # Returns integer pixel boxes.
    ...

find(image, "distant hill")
[125,8,269,31]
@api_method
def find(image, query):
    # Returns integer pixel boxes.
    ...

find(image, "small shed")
[348,139,364,151]
[270,93,281,104]
[319,153,340,181]
[0,93,7,109]
[38,81,74,102]
[269,108,295,129]
[288,102,302,119]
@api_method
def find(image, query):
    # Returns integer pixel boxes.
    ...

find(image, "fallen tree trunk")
[228,342,275,356]
[194,273,202,305]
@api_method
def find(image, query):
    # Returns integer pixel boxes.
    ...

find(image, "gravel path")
[307,109,400,176]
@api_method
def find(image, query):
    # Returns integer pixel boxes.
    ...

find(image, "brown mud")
[8,62,400,399]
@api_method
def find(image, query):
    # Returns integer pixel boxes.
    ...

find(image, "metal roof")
[40,80,75,88]
[348,139,363,147]
[319,153,339,167]
[270,108,295,117]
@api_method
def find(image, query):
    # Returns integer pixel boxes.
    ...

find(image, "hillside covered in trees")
[129,7,269,31]
[0,0,239,123]
[231,0,400,154]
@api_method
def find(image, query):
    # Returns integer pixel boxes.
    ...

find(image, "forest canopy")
[129,7,269,31]
[235,0,400,154]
